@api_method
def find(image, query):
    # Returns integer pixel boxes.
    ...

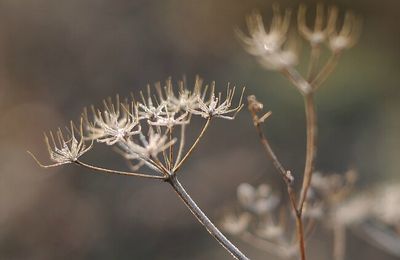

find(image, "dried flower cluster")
[236,3,362,94]
[30,77,244,179]
[27,2,368,260]
[29,77,250,260]
[228,3,363,260]
[221,170,357,259]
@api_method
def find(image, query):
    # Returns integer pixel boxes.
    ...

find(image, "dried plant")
[222,3,362,260]
[29,77,249,259]
[26,3,397,260]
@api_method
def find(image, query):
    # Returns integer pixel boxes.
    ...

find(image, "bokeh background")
[0,0,399,259]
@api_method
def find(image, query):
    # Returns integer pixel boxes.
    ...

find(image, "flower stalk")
[237,3,361,259]
[29,77,248,259]
[167,174,249,260]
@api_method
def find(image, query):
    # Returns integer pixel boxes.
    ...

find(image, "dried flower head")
[236,6,299,71]
[31,76,245,178]
[237,183,280,215]
[236,6,291,56]
[118,128,176,171]
[237,3,362,94]
[28,119,92,168]
[157,77,207,112]
[189,84,244,120]
[137,85,168,121]
[297,4,338,46]
[328,10,362,53]
[311,170,357,203]
[84,95,141,145]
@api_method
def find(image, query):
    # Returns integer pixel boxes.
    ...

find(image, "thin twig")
[167,175,249,260]
[307,44,321,82]
[248,101,306,260]
[311,52,341,90]
[168,126,174,170]
[174,124,186,169]
[74,160,165,179]
[173,117,211,173]
[156,125,170,168]
[248,102,298,212]
[281,67,312,95]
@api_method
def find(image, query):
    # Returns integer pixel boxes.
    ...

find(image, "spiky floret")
[28,119,92,167]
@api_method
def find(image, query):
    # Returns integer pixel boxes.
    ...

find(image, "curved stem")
[298,93,317,213]
[74,160,165,180]
[167,175,249,260]
[173,117,211,173]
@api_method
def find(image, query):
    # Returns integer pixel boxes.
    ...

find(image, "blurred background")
[0,0,399,259]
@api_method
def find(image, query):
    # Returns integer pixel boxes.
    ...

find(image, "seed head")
[29,119,92,168]
[118,128,176,171]
[328,10,362,53]
[84,95,141,145]
[189,84,245,120]
[297,4,338,46]
[236,6,298,70]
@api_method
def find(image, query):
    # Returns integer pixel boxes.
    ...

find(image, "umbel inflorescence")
[30,77,244,178]
[29,77,250,260]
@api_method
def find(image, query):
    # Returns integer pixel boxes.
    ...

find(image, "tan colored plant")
[224,3,362,260]
[29,77,250,260]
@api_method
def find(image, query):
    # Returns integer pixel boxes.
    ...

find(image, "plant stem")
[174,124,186,169]
[307,44,321,82]
[74,160,165,179]
[298,93,317,214]
[173,117,211,173]
[295,212,307,260]
[248,102,306,260]
[333,223,346,260]
[311,52,341,90]
[167,175,249,260]
[282,67,312,95]
[250,118,297,210]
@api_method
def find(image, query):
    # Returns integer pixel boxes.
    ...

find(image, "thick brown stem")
[295,213,307,260]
